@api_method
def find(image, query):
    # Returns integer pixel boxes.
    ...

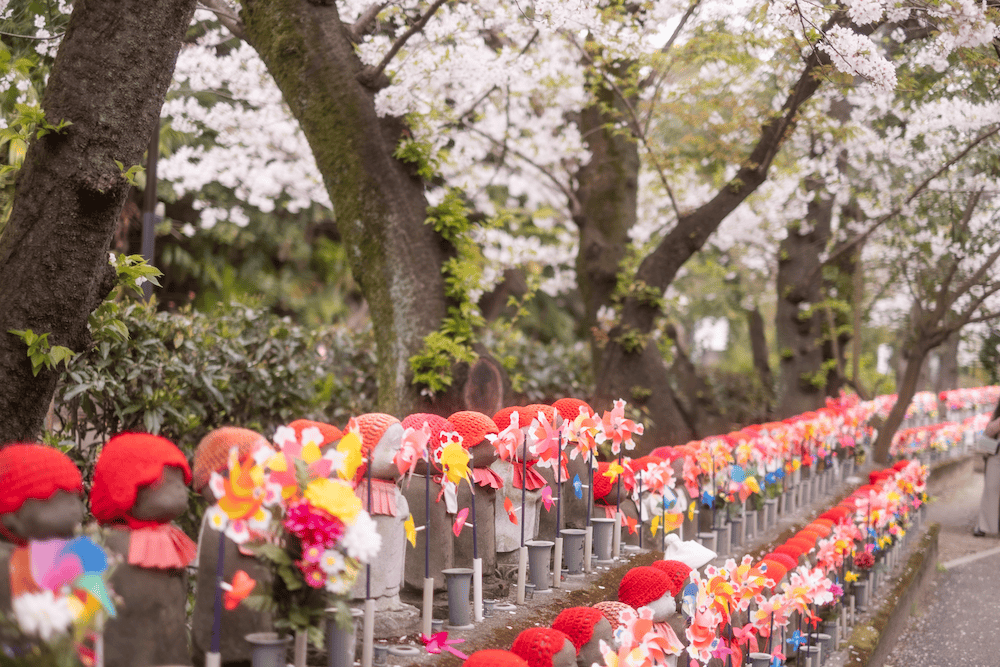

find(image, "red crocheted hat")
[651,559,692,597]
[192,427,268,492]
[288,419,342,447]
[355,413,400,457]
[493,407,520,431]
[521,404,557,426]
[774,544,804,561]
[593,601,633,631]
[552,606,605,652]
[869,469,894,485]
[552,398,594,422]
[510,628,573,667]
[764,551,798,571]
[759,559,788,586]
[793,530,819,545]
[806,522,832,537]
[618,566,671,609]
[592,462,613,502]
[448,411,499,449]
[892,459,910,471]
[90,433,192,529]
[0,444,83,515]
[463,650,530,667]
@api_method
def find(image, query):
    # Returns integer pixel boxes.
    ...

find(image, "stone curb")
[842,523,940,667]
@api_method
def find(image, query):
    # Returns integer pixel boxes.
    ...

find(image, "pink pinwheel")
[565,409,600,460]
[731,623,759,653]
[395,422,431,480]
[530,411,561,465]
[421,631,468,659]
[487,411,524,461]
[598,399,644,455]
[540,486,555,511]
[452,508,469,537]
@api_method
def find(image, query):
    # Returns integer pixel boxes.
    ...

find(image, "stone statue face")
[645,591,677,622]
[2,490,83,541]
[578,617,614,667]
[552,638,578,667]
[468,440,498,468]
[369,423,403,480]
[132,466,189,522]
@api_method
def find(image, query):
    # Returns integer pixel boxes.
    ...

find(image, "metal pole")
[141,123,159,302]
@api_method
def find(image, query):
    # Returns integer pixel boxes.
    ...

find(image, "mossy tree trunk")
[239,0,452,417]
[0,0,196,446]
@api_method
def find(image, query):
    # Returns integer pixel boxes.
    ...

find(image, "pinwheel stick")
[637,472,643,550]
[556,432,563,539]
[366,457,373,599]
[660,495,666,552]
[587,450,594,528]
[520,453,527,548]
[209,529,226,661]
[470,477,478,559]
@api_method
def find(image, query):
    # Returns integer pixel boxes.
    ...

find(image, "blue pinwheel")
[701,490,715,508]
[573,474,583,500]
[786,630,806,652]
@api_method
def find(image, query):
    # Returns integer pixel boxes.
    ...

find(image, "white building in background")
[694,317,729,364]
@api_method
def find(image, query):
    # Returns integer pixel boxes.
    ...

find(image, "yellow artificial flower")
[304,478,362,524]
[405,514,417,547]
[439,440,471,486]
[845,571,858,583]
[688,501,696,521]
[336,432,363,481]
[664,513,684,533]
[649,515,660,536]
[604,462,624,482]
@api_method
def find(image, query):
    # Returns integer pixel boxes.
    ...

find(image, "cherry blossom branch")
[935,189,984,303]
[199,0,245,40]
[358,0,450,86]
[820,123,1000,272]
[349,2,389,42]
[640,0,702,138]
[454,29,540,124]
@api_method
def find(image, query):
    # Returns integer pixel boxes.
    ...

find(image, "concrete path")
[881,462,1000,667]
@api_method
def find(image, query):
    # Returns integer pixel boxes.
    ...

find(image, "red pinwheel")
[422,631,468,659]
[223,570,257,610]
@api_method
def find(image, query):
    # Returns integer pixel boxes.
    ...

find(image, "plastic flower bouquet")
[1,530,117,667]
[205,424,381,647]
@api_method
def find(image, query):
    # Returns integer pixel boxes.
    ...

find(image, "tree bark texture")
[775,186,834,418]
[747,306,774,408]
[0,0,196,446]
[239,0,451,417]
[574,82,638,374]
[873,343,930,463]
[594,17,850,442]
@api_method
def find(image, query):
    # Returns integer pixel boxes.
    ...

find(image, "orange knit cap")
[0,444,83,515]
[593,601,634,631]
[552,398,594,422]
[806,522,832,537]
[759,559,788,585]
[552,606,605,652]
[650,560,692,597]
[774,544,804,561]
[493,407,520,431]
[192,427,268,492]
[401,413,456,468]
[354,413,400,457]
[90,433,192,529]
[463,650,530,667]
[618,566,671,609]
[592,462,614,502]
[764,552,798,571]
[522,404,557,426]
[511,628,573,667]
[288,419,342,447]
[448,411,499,449]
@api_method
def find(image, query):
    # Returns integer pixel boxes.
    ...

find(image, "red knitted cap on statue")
[91,433,192,528]
[593,463,613,502]
[552,606,605,652]
[618,566,671,609]
[493,407,520,431]
[651,560,692,597]
[892,459,910,471]
[522,404,557,426]
[552,398,594,422]
[463,650,530,667]
[192,427,268,492]
[511,628,573,667]
[355,413,400,457]
[448,411,499,449]
[869,469,894,485]
[764,552,798,571]
[593,601,633,631]
[401,413,456,469]
[774,544,804,561]
[759,559,787,585]
[0,444,83,515]
[806,522,832,537]
[288,419,342,447]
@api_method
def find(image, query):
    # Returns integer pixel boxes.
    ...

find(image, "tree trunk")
[574,81,638,374]
[747,306,774,409]
[0,0,196,446]
[873,343,931,463]
[239,0,451,417]
[774,184,834,417]
[935,330,961,412]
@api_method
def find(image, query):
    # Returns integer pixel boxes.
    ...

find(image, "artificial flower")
[303,478,362,525]
[341,512,382,562]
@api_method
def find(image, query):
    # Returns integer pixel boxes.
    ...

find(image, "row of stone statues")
[0,399,672,666]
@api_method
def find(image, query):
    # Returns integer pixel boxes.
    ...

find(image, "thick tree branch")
[348,2,388,41]
[358,0,449,87]
[199,0,245,40]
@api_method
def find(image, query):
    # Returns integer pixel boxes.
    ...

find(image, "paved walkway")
[881,462,1000,667]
